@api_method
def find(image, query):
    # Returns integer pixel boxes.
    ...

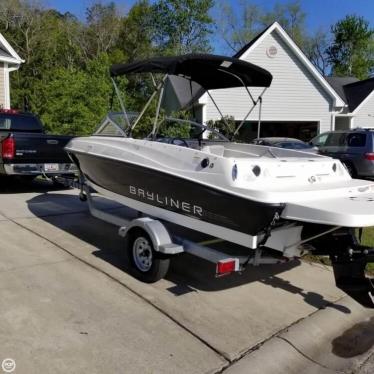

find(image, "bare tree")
[304,29,331,75]
[0,0,44,66]
[217,0,262,53]
[83,2,122,58]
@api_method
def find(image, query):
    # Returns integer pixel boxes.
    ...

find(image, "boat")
[65,54,374,307]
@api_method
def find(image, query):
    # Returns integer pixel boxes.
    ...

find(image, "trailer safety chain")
[241,211,280,270]
[39,165,53,181]
[261,211,281,245]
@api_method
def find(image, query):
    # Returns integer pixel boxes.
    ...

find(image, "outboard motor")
[307,227,374,308]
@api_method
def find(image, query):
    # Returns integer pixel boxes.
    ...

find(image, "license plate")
[44,163,59,172]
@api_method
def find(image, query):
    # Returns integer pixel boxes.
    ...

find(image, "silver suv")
[310,129,374,178]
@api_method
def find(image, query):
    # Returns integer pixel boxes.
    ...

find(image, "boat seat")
[202,145,225,156]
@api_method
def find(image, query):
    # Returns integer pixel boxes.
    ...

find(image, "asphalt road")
[0,177,372,374]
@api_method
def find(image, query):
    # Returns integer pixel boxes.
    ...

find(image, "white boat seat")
[202,145,225,156]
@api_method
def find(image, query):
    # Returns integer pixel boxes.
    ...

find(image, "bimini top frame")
[109,53,273,138]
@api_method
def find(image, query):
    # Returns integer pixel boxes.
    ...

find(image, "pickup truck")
[0,109,76,180]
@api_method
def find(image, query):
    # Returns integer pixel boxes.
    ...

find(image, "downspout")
[330,111,335,131]
[350,116,355,129]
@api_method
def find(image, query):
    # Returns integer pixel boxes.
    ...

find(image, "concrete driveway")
[0,178,372,373]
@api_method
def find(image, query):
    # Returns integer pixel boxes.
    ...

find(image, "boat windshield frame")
[110,54,271,142]
[153,116,230,142]
[94,112,230,142]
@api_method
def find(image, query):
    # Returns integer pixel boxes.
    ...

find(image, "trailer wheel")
[125,229,170,283]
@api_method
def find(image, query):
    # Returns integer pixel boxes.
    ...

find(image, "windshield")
[155,117,229,141]
[95,112,229,142]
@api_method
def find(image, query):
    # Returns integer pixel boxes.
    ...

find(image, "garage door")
[238,121,319,142]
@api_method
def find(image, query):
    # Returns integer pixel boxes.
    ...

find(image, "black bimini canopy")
[110,54,272,89]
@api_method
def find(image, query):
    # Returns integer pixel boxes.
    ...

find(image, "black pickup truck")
[0,110,76,180]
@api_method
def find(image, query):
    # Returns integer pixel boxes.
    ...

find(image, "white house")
[0,33,24,109]
[199,22,374,141]
[326,76,374,130]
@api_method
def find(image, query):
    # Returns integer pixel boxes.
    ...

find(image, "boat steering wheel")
[171,138,189,147]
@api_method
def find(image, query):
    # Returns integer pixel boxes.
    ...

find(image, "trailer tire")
[124,228,170,283]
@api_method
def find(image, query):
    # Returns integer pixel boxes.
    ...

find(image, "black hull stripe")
[72,152,284,235]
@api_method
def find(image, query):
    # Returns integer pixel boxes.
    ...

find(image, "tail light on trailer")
[364,153,374,161]
[1,136,15,159]
[216,258,239,276]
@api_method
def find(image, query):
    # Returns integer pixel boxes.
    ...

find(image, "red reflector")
[216,259,238,275]
[1,136,15,159]
[365,153,374,161]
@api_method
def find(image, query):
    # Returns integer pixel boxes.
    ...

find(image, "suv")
[310,129,374,178]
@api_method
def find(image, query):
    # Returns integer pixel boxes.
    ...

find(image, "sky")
[46,0,374,52]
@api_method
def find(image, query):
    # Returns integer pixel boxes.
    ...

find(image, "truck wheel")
[18,176,36,183]
[125,229,170,283]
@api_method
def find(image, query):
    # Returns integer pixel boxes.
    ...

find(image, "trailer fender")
[118,217,184,255]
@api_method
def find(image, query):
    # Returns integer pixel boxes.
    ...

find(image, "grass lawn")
[361,227,374,274]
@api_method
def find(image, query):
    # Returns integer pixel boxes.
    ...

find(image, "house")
[0,33,24,109]
[326,76,374,130]
[198,22,374,141]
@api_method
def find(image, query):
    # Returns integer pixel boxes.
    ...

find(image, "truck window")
[0,114,43,132]
[347,133,366,147]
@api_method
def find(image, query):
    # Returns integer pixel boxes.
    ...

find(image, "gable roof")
[233,22,346,107]
[325,76,359,103]
[0,33,24,65]
[324,76,374,113]
[344,77,374,112]
[233,24,273,59]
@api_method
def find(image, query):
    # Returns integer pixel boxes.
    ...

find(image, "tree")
[116,0,154,62]
[0,0,220,136]
[260,0,306,46]
[39,54,113,135]
[304,29,331,75]
[83,2,122,58]
[217,0,307,53]
[217,1,262,53]
[327,15,374,79]
[150,0,214,54]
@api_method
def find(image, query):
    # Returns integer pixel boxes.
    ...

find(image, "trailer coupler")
[330,245,374,308]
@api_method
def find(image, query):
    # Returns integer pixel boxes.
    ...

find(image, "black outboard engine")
[306,227,374,308]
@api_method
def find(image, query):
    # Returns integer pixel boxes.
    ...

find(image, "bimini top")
[110,53,272,89]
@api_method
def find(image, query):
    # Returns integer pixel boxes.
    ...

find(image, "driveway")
[0,178,371,373]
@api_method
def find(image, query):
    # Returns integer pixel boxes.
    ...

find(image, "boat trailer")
[73,179,289,280]
[58,176,374,308]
